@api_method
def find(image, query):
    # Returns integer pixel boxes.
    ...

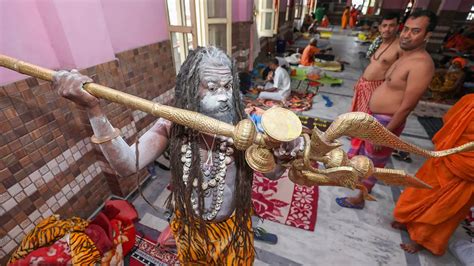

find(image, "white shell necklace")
[181,134,234,221]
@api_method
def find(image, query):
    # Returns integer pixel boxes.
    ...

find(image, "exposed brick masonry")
[0,40,176,262]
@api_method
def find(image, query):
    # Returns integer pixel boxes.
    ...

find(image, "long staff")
[0,54,304,172]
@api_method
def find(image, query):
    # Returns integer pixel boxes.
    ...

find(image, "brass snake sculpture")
[284,112,473,200]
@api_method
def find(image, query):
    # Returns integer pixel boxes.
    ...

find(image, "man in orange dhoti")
[300,38,321,66]
[341,7,350,29]
[392,94,474,255]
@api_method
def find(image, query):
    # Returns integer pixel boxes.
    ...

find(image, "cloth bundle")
[8,199,138,266]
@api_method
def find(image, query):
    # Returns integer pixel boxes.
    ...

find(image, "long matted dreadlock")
[167,46,254,262]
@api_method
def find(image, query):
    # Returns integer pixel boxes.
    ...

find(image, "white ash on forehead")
[199,46,232,77]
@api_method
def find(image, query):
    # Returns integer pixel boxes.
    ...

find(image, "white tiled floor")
[131,29,466,265]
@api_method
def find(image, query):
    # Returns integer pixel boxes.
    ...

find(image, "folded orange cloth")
[393,94,474,255]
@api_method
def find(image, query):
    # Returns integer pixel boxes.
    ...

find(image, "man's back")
[300,45,319,66]
[274,66,291,98]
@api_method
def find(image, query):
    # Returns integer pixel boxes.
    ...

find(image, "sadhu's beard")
[199,101,236,124]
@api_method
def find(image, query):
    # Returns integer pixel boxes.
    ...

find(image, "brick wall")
[0,40,176,263]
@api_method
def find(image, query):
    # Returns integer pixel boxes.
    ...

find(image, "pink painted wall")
[1,0,170,85]
[412,0,472,11]
[459,0,473,12]
[440,0,463,11]
[51,0,116,69]
[414,0,430,9]
[382,0,410,9]
[101,0,169,53]
[0,0,60,85]
[36,0,76,69]
[233,0,254,22]
[280,0,287,12]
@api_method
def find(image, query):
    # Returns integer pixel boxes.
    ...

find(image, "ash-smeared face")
[198,65,235,124]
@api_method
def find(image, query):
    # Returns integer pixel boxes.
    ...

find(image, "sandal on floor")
[254,227,278,245]
[392,150,413,163]
[336,197,365,210]
[322,95,333,107]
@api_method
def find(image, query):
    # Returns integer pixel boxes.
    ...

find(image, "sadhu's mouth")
[219,105,230,112]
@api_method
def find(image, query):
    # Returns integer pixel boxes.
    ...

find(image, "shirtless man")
[350,13,401,115]
[336,13,401,209]
[346,14,404,173]
[53,47,299,264]
[337,10,436,210]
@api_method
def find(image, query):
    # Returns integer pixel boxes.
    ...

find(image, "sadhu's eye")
[208,83,217,91]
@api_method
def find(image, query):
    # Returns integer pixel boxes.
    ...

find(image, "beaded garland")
[181,135,234,221]
[366,36,382,59]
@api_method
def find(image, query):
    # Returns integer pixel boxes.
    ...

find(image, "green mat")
[318,74,343,85]
[291,67,309,81]
[290,66,343,85]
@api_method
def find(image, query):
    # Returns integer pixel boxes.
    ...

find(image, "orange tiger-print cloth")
[8,215,101,265]
[170,212,255,265]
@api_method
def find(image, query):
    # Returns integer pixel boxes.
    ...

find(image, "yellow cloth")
[171,213,254,265]
[313,61,342,71]
[430,70,463,93]
[320,31,333,39]
[393,94,474,255]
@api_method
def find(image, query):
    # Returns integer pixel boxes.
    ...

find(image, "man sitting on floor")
[300,38,333,66]
[392,93,474,255]
[321,15,330,28]
[429,57,466,100]
[300,38,321,66]
[257,58,291,103]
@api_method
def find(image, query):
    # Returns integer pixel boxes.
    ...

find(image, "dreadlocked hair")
[167,46,254,263]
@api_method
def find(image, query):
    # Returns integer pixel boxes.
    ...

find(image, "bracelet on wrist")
[90,128,121,144]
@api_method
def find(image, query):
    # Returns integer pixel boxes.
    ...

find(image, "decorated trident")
[1,54,473,200]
